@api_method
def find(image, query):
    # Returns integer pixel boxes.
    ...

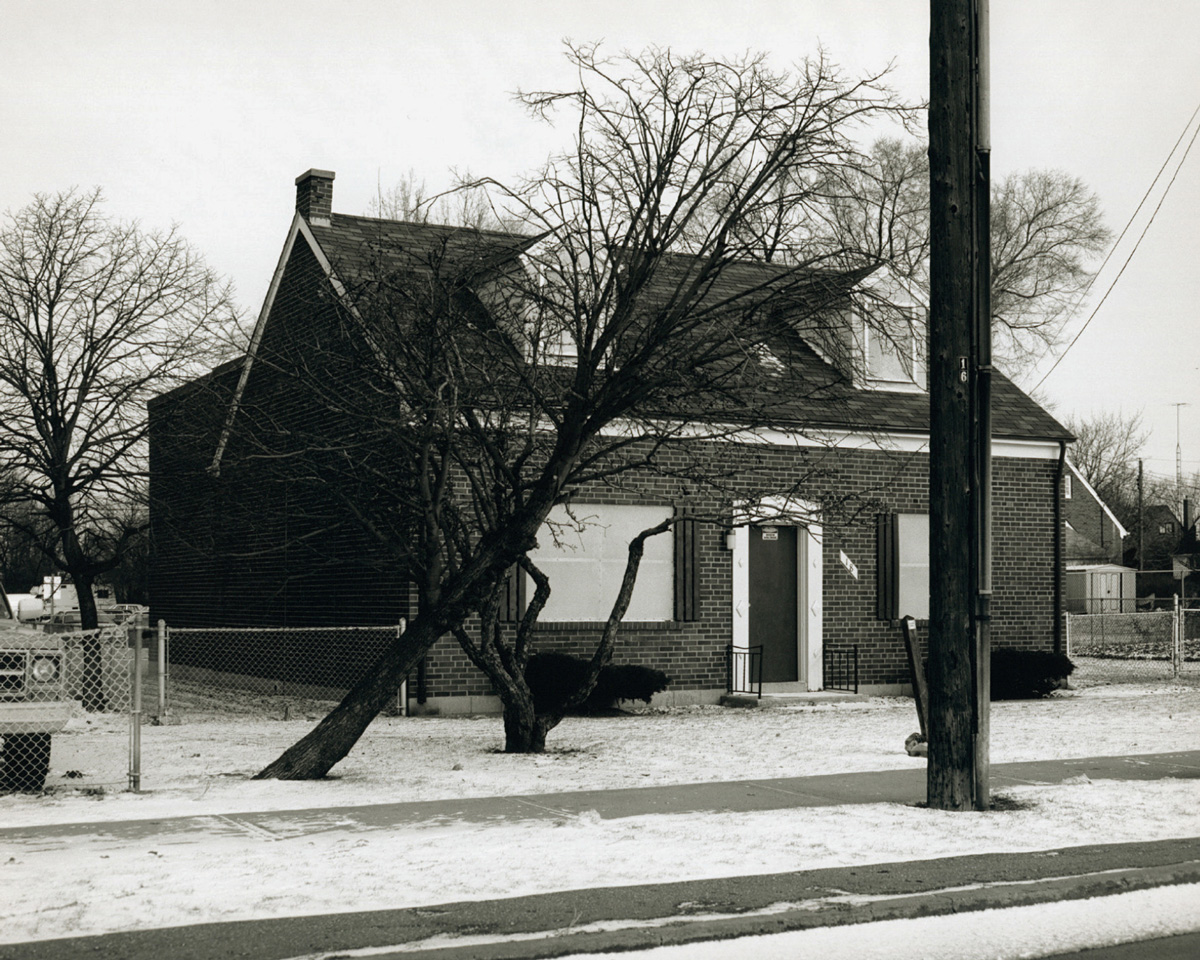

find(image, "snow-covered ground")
[2,682,1199,949]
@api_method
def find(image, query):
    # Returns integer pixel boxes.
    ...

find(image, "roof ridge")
[327,211,529,241]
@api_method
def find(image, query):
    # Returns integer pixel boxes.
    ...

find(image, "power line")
[1031,99,1200,393]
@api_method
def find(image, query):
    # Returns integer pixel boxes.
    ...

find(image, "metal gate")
[1066,598,1199,684]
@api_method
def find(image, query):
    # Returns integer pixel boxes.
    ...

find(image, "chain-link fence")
[1066,601,1200,685]
[162,623,409,719]
[1,624,137,793]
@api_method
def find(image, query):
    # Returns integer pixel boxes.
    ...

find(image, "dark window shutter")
[674,507,698,621]
[876,512,899,620]
[500,563,526,622]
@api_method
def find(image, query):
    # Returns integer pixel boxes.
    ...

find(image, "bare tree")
[368,169,503,230]
[0,188,239,707]
[0,501,55,593]
[775,139,1111,375]
[821,137,931,283]
[989,170,1111,370]
[247,44,913,776]
[1066,410,1149,522]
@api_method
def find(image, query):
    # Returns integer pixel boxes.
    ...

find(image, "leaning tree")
[242,44,916,775]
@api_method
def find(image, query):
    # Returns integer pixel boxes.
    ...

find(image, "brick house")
[149,169,1074,711]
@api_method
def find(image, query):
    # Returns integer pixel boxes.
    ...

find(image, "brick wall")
[412,444,1060,698]
[149,236,412,637]
[150,233,1064,702]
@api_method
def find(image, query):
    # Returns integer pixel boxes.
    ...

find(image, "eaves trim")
[600,419,1063,459]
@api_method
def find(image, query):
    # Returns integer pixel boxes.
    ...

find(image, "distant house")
[1171,512,1199,602]
[1062,459,1127,565]
[148,169,1076,712]
[1127,504,1183,572]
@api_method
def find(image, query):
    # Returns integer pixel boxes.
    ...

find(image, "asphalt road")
[1051,932,1200,959]
[3,837,1197,960]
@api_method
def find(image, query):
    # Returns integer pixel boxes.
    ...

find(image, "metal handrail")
[725,644,763,698]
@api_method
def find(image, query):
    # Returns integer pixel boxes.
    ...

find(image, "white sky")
[4,1,1198,482]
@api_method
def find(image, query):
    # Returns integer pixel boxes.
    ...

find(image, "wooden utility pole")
[1138,459,1144,570]
[928,0,992,811]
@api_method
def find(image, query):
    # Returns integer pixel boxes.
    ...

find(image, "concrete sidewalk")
[2,751,1198,960]
[2,750,1198,846]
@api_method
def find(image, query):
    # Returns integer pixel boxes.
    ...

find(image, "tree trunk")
[255,615,446,778]
[256,517,547,778]
[502,702,551,754]
[491,663,556,753]
[487,521,668,753]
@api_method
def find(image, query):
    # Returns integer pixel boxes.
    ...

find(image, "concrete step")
[720,691,869,708]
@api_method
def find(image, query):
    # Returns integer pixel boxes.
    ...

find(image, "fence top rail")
[1066,611,1175,619]
[49,625,134,641]
[165,624,405,635]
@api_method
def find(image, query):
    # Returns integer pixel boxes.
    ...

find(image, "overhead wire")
[1030,99,1200,393]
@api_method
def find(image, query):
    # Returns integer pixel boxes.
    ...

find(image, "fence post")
[1173,595,1182,679]
[396,618,408,716]
[157,619,168,716]
[129,623,143,792]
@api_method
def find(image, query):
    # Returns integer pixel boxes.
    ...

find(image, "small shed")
[1065,563,1137,614]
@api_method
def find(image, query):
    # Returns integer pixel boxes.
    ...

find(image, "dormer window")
[861,309,925,392]
[537,324,578,366]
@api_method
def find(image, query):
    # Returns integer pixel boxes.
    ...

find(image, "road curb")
[4,837,1198,960]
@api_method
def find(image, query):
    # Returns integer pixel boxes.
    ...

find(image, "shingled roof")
[206,169,1068,454]
[299,214,1070,444]
[307,213,539,288]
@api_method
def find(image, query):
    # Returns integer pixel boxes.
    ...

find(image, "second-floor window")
[860,309,925,391]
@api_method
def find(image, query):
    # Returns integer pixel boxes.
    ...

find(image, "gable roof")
[1065,525,1121,563]
[204,200,1071,474]
[1065,459,1130,540]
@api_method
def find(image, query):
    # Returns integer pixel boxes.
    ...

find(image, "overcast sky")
[4,1,1198,489]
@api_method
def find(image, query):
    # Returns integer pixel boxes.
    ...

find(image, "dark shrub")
[525,652,671,714]
[990,648,1075,700]
[591,663,672,708]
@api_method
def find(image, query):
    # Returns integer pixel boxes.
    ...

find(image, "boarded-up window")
[528,504,675,622]
[877,512,930,620]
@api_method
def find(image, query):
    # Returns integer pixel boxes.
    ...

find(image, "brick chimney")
[295,169,335,224]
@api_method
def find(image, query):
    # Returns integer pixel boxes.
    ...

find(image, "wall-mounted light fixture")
[724,529,738,551]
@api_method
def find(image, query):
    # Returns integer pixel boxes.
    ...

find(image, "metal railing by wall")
[823,644,860,694]
[725,645,762,698]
